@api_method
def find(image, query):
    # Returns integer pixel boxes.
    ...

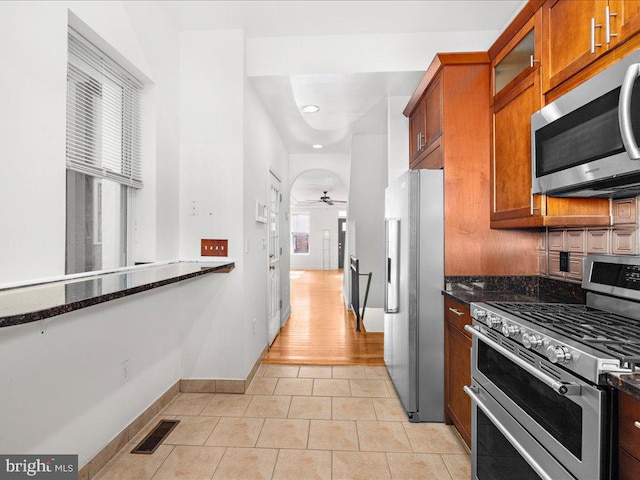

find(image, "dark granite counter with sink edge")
[443,275,586,308]
[0,261,235,329]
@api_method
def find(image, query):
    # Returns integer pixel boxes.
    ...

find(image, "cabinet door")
[445,321,471,447]
[491,72,541,222]
[424,72,443,147]
[609,1,640,46]
[544,0,611,92]
[444,298,471,448]
[409,101,425,166]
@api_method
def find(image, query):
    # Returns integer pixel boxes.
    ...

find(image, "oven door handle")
[619,63,640,160]
[465,325,581,397]
[464,385,555,480]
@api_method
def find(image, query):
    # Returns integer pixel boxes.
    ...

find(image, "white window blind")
[66,28,143,188]
[291,213,310,233]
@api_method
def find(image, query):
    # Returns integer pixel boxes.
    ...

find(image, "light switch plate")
[201,239,228,257]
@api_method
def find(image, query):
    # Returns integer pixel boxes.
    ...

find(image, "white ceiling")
[163,1,525,38]
[160,0,526,201]
[290,169,348,207]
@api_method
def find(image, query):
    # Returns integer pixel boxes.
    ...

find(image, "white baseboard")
[281,304,291,327]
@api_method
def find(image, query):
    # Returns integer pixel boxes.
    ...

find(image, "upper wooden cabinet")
[489,2,610,229]
[406,67,445,169]
[542,0,640,92]
[408,100,426,163]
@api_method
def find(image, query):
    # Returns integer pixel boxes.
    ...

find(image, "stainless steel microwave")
[531,49,640,198]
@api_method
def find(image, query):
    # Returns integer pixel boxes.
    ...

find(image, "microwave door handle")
[465,325,581,396]
[619,63,640,160]
[464,386,555,480]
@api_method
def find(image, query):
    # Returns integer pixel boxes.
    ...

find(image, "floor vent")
[131,420,180,454]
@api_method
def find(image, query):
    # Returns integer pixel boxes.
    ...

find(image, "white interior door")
[268,173,281,345]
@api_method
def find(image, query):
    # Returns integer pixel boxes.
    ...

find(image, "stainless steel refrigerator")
[384,169,444,422]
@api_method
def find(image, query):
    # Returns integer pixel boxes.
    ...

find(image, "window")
[65,27,143,274]
[291,213,310,254]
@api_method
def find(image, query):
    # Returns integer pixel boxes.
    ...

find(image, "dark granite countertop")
[443,275,586,308]
[606,372,640,400]
[0,261,235,329]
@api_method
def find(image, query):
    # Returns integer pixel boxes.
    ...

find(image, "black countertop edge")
[606,372,640,400]
[0,262,235,329]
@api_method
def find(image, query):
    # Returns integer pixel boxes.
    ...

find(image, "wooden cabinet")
[444,297,471,448]
[489,5,610,229]
[405,51,540,274]
[405,54,483,170]
[618,390,640,479]
[408,100,426,164]
[543,0,640,93]
[407,71,442,168]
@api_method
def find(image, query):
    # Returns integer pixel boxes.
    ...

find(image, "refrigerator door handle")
[385,219,399,313]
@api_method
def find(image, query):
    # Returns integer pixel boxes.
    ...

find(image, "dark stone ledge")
[0,262,234,329]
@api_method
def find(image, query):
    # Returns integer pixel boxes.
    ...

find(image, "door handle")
[591,17,603,54]
[619,63,640,160]
[465,325,581,396]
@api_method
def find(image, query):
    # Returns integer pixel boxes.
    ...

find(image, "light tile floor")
[95,364,470,480]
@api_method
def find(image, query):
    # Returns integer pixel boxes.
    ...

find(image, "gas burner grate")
[486,301,640,362]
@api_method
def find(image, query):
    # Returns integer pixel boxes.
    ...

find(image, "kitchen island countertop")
[0,261,234,329]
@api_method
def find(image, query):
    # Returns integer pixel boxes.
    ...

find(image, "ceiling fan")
[319,191,347,206]
[301,191,347,206]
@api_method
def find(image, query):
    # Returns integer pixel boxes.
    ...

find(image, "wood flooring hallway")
[263,270,384,366]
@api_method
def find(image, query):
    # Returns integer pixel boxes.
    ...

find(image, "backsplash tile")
[542,197,640,282]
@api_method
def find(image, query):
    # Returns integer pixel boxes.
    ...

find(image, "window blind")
[291,213,310,233]
[66,28,143,188]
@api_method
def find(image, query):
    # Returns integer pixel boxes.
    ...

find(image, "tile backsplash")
[540,197,640,281]
[540,198,639,282]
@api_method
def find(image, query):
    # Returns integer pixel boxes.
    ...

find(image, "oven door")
[467,324,607,480]
[465,381,577,480]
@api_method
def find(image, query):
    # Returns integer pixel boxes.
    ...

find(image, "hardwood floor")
[263,269,384,366]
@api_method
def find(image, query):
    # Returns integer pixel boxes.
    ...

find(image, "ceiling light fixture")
[301,105,320,113]
[312,144,323,149]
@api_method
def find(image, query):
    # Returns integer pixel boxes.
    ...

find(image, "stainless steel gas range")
[466,254,640,480]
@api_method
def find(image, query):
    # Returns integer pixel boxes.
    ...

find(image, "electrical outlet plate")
[201,239,228,257]
[559,251,570,272]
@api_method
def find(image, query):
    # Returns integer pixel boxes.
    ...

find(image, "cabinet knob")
[634,421,640,430]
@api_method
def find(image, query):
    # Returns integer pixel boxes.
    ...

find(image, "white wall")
[0,0,290,469]
[388,96,411,184]
[0,0,188,467]
[348,134,388,311]
[243,81,290,356]
[178,29,290,378]
[290,207,341,270]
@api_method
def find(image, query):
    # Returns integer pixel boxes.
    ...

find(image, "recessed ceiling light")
[301,105,320,113]
[312,144,323,149]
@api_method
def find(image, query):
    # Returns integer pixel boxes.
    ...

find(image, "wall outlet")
[201,239,228,257]
[559,251,570,272]
[121,359,130,384]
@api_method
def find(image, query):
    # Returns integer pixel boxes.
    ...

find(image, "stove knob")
[502,323,520,338]
[546,345,571,364]
[522,333,543,350]
[486,313,502,329]
[474,309,487,321]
